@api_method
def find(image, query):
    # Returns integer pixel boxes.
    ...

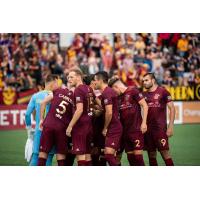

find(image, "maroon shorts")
[105,131,122,151]
[144,130,169,152]
[124,131,144,152]
[71,125,93,155]
[40,125,68,154]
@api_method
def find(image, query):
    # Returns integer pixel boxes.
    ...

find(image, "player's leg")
[144,131,158,166]
[38,126,54,166]
[126,133,145,166]
[160,150,174,166]
[46,153,54,166]
[104,133,122,166]
[54,127,68,166]
[65,138,75,166]
[85,132,93,166]
[156,133,174,166]
[29,130,41,166]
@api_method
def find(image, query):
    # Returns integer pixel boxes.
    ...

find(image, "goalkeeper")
[25,75,59,166]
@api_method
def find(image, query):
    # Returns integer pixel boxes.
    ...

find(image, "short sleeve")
[103,90,113,106]
[132,88,144,102]
[74,87,84,104]
[163,88,172,103]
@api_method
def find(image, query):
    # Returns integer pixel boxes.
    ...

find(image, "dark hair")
[143,72,156,80]
[108,77,120,87]
[45,74,58,84]
[83,74,95,86]
[95,71,109,83]
[69,67,83,79]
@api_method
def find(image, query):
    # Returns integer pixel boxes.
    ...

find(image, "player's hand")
[39,120,43,131]
[66,126,72,137]
[167,126,173,137]
[141,122,147,134]
[102,128,107,137]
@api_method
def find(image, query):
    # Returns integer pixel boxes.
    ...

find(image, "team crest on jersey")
[104,99,108,104]
[154,94,160,100]
[76,97,81,102]
[139,93,143,98]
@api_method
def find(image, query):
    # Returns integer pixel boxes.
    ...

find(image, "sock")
[46,154,54,166]
[85,160,92,166]
[38,158,47,166]
[57,159,66,166]
[92,154,100,166]
[133,155,145,166]
[99,156,107,166]
[29,153,38,166]
[127,154,135,166]
[65,154,75,166]
[78,160,87,166]
[149,157,158,166]
[164,158,174,166]
[104,154,119,166]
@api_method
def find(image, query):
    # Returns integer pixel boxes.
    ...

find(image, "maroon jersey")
[101,86,122,134]
[43,88,73,128]
[143,86,172,131]
[73,84,95,125]
[119,87,144,133]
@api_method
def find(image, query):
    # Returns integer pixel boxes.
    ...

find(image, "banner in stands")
[0,105,35,130]
[0,102,199,130]
[0,88,37,105]
[165,84,200,101]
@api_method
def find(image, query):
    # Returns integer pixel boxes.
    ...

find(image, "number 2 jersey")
[43,88,74,129]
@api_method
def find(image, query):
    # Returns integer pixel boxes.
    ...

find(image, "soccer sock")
[65,154,75,166]
[46,154,54,166]
[85,160,92,166]
[133,155,145,166]
[38,158,47,166]
[127,154,135,166]
[104,154,119,166]
[164,158,174,166]
[149,157,158,166]
[99,156,107,166]
[57,159,66,166]
[77,160,88,166]
[29,153,39,166]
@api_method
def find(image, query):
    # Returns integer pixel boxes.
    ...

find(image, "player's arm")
[103,104,112,136]
[25,95,35,129]
[166,101,175,137]
[39,93,53,130]
[66,103,83,137]
[138,98,148,134]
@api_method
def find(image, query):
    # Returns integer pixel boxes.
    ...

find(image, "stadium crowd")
[0,33,200,92]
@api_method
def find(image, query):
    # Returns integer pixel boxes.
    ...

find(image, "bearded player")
[142,73,175,166]
[66,68,95,166]
[94,71,122,166]
[38,78,74,166]
[25,75,59,166]
[109,77,148,166]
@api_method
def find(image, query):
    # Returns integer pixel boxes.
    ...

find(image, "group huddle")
[25,69,175,166]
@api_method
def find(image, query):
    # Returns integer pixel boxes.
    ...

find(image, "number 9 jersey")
[43,88,74,129]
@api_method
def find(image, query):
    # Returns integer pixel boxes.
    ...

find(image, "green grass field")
[0,124,200,166]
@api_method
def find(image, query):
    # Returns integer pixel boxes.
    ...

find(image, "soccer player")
[25,75,59,166]
[142,73,175,166]
[66,68,95,166]
[94,71,123,166]
[38,80,74,166]
[108,78,148,166]
[83,74,106,166]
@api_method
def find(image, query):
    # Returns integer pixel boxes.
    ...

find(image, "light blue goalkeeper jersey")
[25,90,51,130]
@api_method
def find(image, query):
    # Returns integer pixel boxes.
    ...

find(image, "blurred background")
[0,33,200,165]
